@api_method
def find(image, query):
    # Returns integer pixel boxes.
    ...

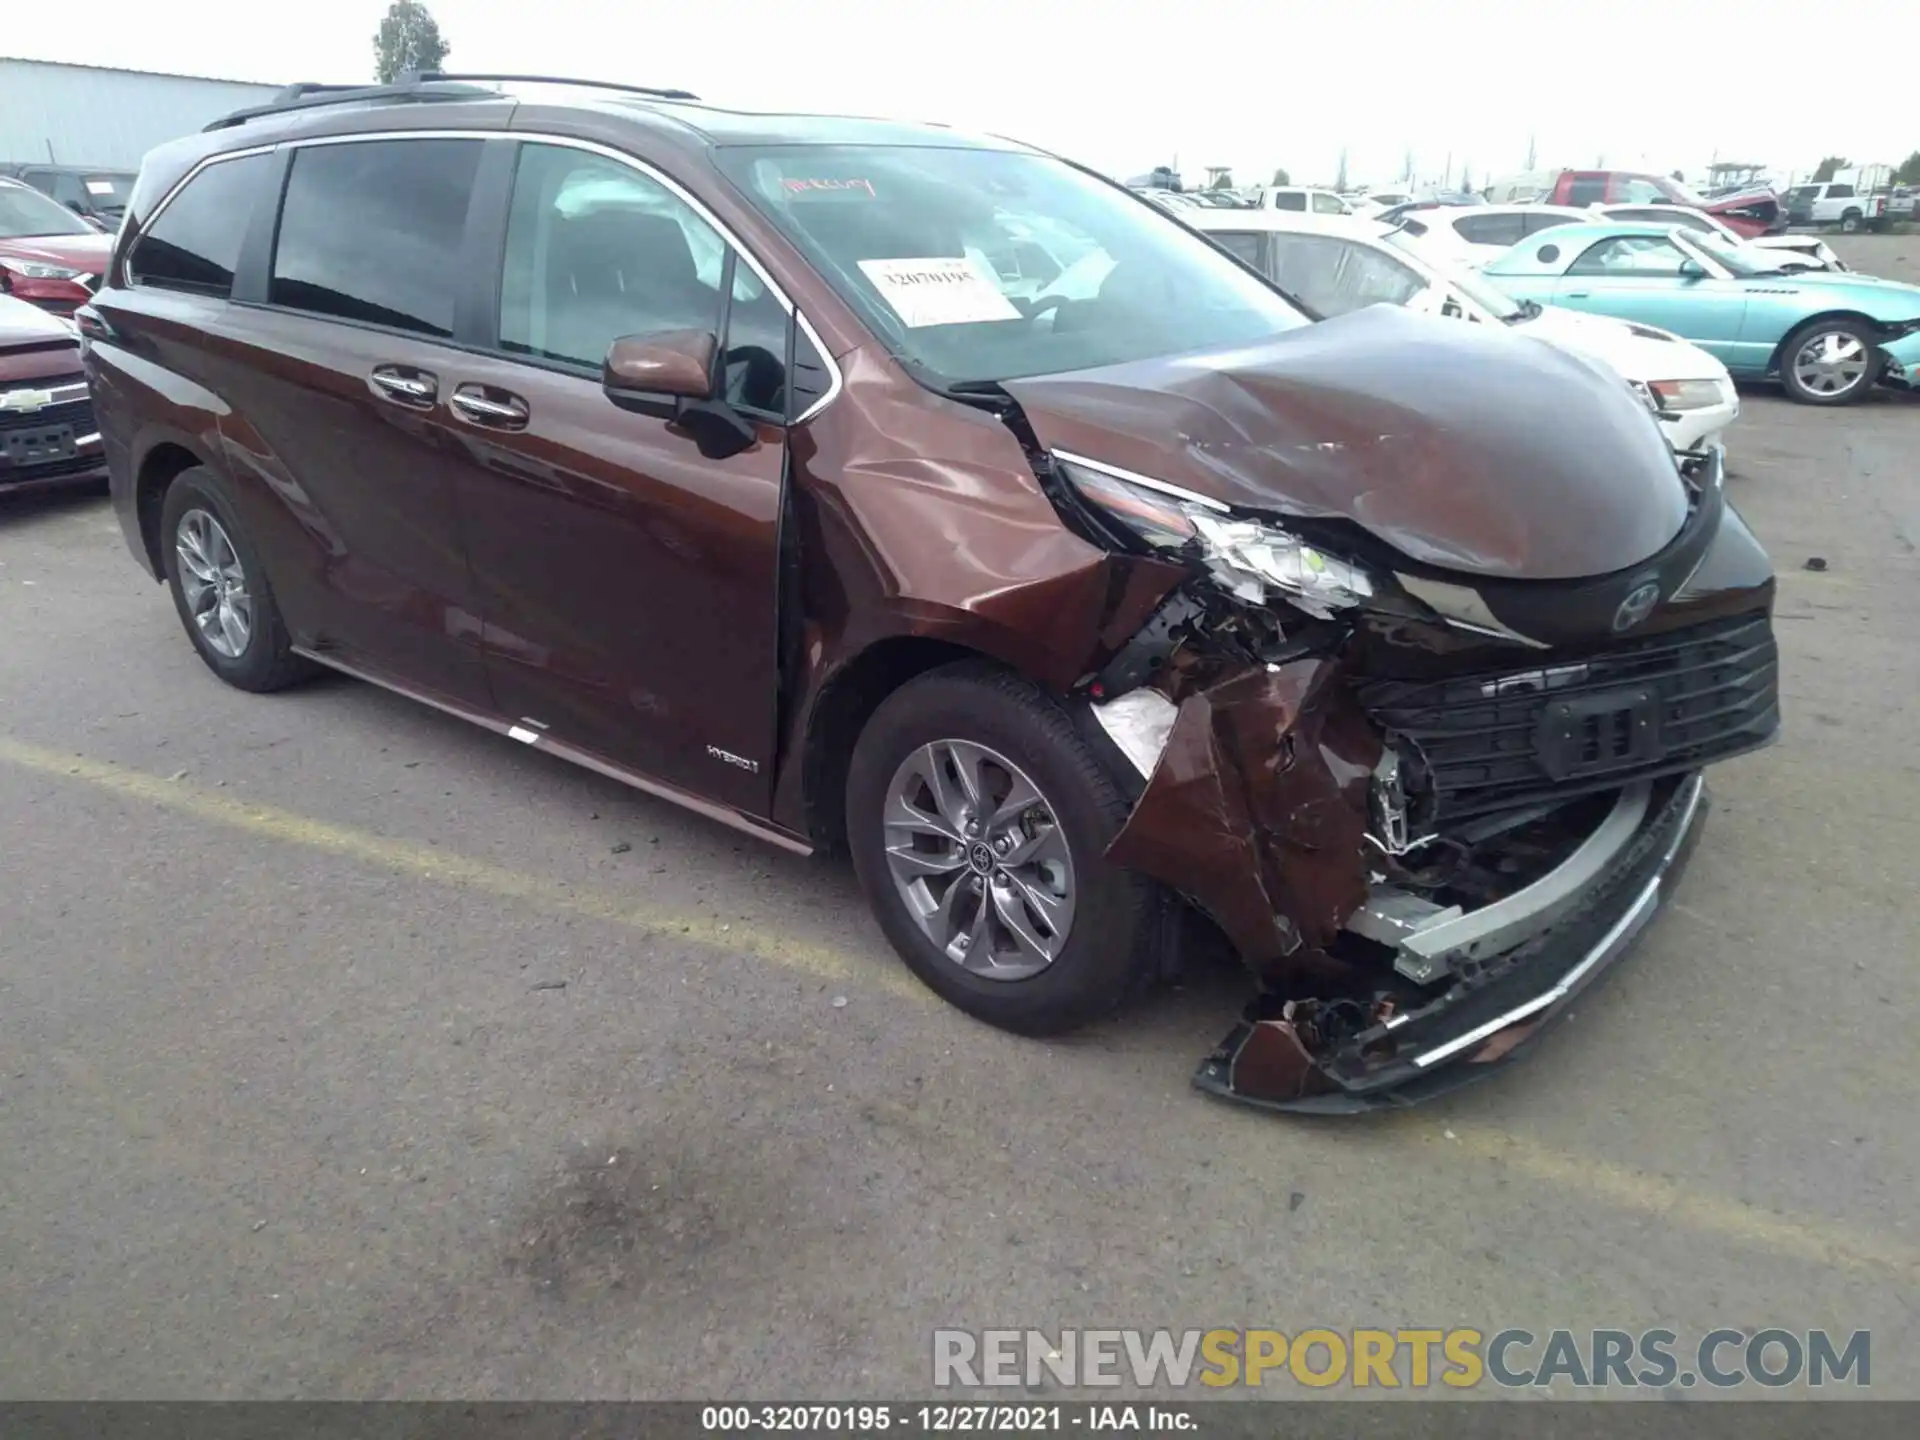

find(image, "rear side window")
[1271,191,1307,211]
[270,139,483,336]
[1521,212,1579,237]
[129,153,272,296]
[1266,233,1424,316]
[1207,230,1265,267]
[1453,213,1526,246]
[1566,177,1607,206]
[1827,184,1854,199]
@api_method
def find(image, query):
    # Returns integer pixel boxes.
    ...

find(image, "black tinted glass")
[271,140,482,336]
[131,153,271,296]
[1207,231,1264,266]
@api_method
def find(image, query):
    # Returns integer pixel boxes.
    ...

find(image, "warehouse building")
[0,58,282,170]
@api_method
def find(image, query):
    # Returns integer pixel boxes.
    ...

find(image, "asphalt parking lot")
[3,234,1918,1402]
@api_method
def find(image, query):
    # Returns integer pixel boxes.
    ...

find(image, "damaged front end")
[1048,443,1779,1111]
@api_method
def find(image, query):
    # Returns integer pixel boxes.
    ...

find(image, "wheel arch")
[1766,310,1887,376]
[793,635,995,854]
[132,438,213,578]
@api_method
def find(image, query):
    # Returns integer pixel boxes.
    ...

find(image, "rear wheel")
[159,468,314,691]
[1778,318,1879,405]
[845,663,1162,1035]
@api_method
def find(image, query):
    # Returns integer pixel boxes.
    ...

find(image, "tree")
[1811,155,1849,183]
[1207,170,1235,191]
[1670,170,1685,182]
[1270,167,1290,187]
[374,0,450,84]
[1893,150,1920,185]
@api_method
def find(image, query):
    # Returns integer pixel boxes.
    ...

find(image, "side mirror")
[1677,259,1707,280]
[602,328,759,459]
[603,329,717,410]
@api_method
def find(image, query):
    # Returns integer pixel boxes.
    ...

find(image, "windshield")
[1381,228,1522,319]
[1683,227,1781,277]
[713,145,1309,386]
[0,182,93,238]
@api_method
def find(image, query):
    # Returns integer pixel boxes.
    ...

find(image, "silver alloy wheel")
[882,739,1076,981]
[175,508,253,659]
[1792,329,1873,398]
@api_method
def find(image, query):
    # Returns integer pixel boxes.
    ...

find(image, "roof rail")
[404,72,700,102]
[202,77,503,132]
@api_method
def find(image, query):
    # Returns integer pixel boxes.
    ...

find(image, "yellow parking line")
[0,734,927,1001]
[1429,1126,1920,1277]
[4,735,1916,1278]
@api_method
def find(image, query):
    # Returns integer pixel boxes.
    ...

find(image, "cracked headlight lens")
[1056,453,1377,619]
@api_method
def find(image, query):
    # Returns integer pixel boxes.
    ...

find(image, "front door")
[1551,233,1750,364]
[444,140,797,815]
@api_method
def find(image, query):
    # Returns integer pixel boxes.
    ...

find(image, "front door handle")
[1562,291,1589,299]
[450,385,530,430]
[370,365,437,405]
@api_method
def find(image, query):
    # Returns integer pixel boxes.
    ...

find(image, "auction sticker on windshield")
[857,257,1022,328]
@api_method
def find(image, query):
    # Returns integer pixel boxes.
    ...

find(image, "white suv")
[1256,186,1352,215]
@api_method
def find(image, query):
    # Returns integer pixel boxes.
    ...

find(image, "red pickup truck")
[1540,170,1783,237]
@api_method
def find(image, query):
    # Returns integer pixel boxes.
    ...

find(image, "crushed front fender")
[1102,657,1381,984]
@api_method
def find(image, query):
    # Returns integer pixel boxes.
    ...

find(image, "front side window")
[1310,192,1344,214]
[1521,212,1578,236]
[1265,233,1425,316]
[130,153,272,296]
[0,180,92,239]
[270,139,483,336]
[499,144,803,418]
[1271,191,1307,211]
[1566,177,1607,206]
[1568,235,1691,275]
[1620,178,1667,203]
[713,145,1307,387]
[1827,184,1854,199]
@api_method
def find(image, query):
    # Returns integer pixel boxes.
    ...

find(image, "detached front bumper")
[1881,329,1920,389]
[1193,772,1707,1113]
[1657,395,1739,452]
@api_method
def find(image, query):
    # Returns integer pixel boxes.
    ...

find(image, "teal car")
[1480,221,1920,405]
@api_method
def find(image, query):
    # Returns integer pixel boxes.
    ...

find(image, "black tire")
[1839,209,1862,233]
[1776,317,1881,406]
[845,662,1162,1036]
[158,467,314,692]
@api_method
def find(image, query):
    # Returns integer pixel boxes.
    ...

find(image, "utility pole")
[1403,146,1415,183]
[1525,132,1537,169]
[1335,146,1349,191]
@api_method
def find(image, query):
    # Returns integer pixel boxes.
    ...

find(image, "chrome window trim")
[137,127,845,423]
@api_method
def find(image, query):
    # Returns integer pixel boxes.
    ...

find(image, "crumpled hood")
[1003,305,1690,581]
[0,293,78,344]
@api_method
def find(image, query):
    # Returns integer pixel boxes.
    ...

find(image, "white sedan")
[1592,203,1844,271]
[1182,208,1740,452]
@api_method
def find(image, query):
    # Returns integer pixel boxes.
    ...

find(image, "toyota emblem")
[1612,581,1661,633]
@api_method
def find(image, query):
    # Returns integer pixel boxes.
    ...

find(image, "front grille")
[0,395,94,436]
[1358,612,1778,822]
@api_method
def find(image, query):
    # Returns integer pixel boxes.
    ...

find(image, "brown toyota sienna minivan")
[82,76,1779,1111]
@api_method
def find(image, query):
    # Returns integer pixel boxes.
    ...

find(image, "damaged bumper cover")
[1195,772,1707,1112]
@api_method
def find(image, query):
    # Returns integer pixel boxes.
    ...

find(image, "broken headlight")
[1055,453,1378,619]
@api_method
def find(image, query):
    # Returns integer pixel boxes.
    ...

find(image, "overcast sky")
[12,0,1910,187]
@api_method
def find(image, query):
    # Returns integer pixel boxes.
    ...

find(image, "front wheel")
[1839,209,1862,233]
[1778,319,1880,405]
[845,663,1162,1035]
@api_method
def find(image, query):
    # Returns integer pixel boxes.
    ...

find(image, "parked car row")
[1183,208,1742,444]
[54,74,1795,1111]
